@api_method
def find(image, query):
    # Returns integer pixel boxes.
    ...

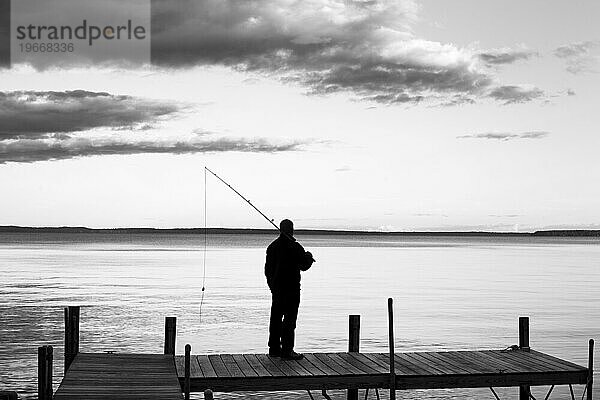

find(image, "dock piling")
[184,344,191,400]
[164,317,177,355]
[519,317,530,352]
[588,339,594,400]
[348,315,361,400]
[64,306,80,373]
[519,316,530,400]
[204,389,214,400]
[37,345,53,400]
[388,298,396,400]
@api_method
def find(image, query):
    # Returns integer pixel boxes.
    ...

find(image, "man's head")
[280,219,294,236]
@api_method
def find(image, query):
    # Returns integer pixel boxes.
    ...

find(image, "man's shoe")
[268,348,281,357]
[281,351,304,360]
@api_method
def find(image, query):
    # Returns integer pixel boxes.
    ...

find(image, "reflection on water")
[0,233,599,399]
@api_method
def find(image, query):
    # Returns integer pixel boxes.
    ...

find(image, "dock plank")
[54,353,183,400]
[448,351,501,374]
[511,350,583,372]
[405,352,456,375]
[297,355,325,375]
[232,354,259,377]
[314,353,348,375]
[426,352,479,374]
[255,354,286,377]
[365,352,418,375]
[497,350,553,372]
[304,353,340,376]
[243,354,271,377]
[220,354,245,378]
[472,350,536,374]
[488,350,548,373]
[529,350,588,371]
[281,358,313,376]
[270,357,301,376]
[348,353,389,374]
[208,355,230,378]
[196,355,217,378]
[395,353,438,375]
[190,355,204,378]
[326,353,367,375]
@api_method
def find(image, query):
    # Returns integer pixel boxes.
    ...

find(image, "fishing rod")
[204,166,314,260]
[200,166,307,322]
[205,166,281,232]
[200,166,314,320]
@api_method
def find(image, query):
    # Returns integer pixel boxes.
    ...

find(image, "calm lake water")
[0,232,598,399]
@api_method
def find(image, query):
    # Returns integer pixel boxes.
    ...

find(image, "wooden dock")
[38,304,594,400]
[54,354,183,400]
[173,349,589,392]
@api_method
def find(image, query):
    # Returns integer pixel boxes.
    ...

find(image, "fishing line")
[199,166,315,320]
[199,167,208,321]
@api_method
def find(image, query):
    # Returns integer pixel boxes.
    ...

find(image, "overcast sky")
[1,0,599,231]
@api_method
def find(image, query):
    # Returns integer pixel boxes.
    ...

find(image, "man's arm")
[294,242,314,271]
[265,246,274,289]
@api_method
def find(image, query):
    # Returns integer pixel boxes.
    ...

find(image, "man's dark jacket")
[265,235,312,293]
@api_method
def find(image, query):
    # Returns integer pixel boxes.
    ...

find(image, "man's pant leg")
[268,293,283,351]
[281,291,300,354]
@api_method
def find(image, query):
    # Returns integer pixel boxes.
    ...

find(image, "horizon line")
[1,225,599,237]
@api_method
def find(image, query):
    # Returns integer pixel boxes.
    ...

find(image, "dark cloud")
[0,89,309,164]
[487,85,544,105]
[9,2,546,107]
[147,0,533,105]
[0,136,308,164]
[0,90,181,140]
[554,41,600,74]
[457,131,550,141]
[478,48,537,65]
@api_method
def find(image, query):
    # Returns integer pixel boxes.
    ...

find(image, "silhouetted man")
[265,219,314,360]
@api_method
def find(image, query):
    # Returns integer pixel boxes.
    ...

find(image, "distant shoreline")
[0,225,599,237]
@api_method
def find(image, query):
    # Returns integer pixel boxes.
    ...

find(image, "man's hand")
[305,251,315,263]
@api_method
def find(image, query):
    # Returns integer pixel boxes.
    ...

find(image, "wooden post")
[164,317,176,355]
[347,315,360,400]
[38,345,53,400]
[349,315,360,352]
[388,298,396,400]
[204,389,214,400]
[184,344,191,400]
[519,316,530,400]
[0,391,19,400]
[588,339,594,400]
[64,306,80,373]
[519,316,530,351]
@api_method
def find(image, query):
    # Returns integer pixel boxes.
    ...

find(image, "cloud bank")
[0,90,309,164]
[488,85,544,105]
[0,90,180,140]
[0,136,307,164]
[478,48,537,65]
[554,41,600,74]
[147,0,540,105]
[9,1,548,106]
[457,131,550,141]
